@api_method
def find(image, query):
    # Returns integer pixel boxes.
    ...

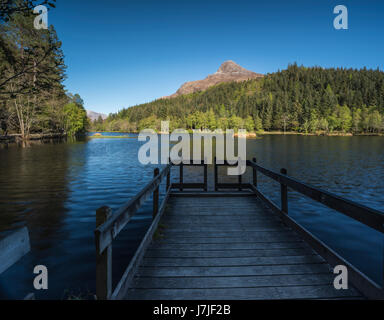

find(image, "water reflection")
[0,141,73,298]
[245,135,384,285]
[0,134,383,299]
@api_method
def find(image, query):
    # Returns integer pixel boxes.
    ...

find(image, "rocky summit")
[165,60,263,98]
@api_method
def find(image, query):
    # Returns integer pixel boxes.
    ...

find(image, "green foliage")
[254,114,263,132]
[0,1,57,23]
[229,115,243,130]
[138,115,159,131]
[368,110,382,133]
[244,116,254,132]
[101,64,384,134]
[63,103,88,136]
[0,3,86,138]
[336,105,353,132]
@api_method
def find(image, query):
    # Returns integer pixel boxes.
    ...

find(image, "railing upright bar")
[204,158,208,192]
[167,158,172,191]
[280,168,288,214]
[153,168,160,219]
[214,157,218,191]
[238,172,242,191]
[252,157,257,188]
[166,168,170,191]
[96,206,113,300]
[179,161,183,191]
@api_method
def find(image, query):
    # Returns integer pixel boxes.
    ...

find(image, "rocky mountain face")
[165,61,263,98]
[87,110,107,121]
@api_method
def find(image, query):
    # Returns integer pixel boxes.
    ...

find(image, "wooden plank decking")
[125,195,362,300]
[95,161,384,300]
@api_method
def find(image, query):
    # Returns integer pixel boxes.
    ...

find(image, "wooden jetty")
[94,159,384,300]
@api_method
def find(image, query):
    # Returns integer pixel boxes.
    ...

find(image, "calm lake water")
[0,134,383,299]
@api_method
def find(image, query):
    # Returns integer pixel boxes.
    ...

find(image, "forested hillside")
[97,64,384,134]
[0,0,88,139]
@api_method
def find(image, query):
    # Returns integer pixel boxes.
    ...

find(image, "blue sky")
[49,0,384,114]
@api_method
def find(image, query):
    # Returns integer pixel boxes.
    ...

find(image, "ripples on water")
[0,134,383,299]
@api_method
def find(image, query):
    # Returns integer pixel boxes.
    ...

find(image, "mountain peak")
[216,60,250,74]
[87,110,107,121]
[164,60,263,98]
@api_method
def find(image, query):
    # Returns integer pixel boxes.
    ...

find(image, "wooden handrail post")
[179,161,183,191]
[252,157,257,188]
[280,168,288,214]
[167,157,171,191]
[166,168,170,192]
[96,206,112,300]
[238,158,242,191]
[214,156,218,191]
[204,157,208,192]
[237,157,243,191]
[238,174,242,191]
[153,168,160,218]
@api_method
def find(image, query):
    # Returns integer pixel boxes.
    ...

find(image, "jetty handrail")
[246,159,384,234]
[214,157,250,191]
[170,161,208,191]
[94,163,172,300]
[244,158,384,298]
[94,158,384,299]
[95,164,172,255]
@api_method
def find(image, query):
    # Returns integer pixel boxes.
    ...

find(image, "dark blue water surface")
[0,134,383,299]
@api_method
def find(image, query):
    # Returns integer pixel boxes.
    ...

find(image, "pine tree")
[104,64,384,135]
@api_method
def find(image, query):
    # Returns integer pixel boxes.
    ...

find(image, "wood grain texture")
[124,195,363,300]
[145,247,315,258]
[125,285,361,300]
[132,274,335,289]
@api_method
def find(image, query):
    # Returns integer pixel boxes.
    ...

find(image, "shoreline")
[259,131,383,136]
[89,130,383,137]
[0,133,68,144]
[2,131,381,144]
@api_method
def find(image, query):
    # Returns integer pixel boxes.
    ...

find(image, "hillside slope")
[165,61,263,98]
[101,64,384,134]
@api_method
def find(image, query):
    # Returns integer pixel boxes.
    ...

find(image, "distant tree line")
[0,0,88,138]
[94,64,384,135]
